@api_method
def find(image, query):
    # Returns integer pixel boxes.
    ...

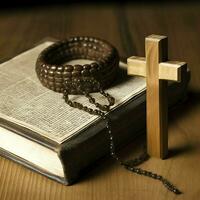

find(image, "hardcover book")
[0,40,189,185]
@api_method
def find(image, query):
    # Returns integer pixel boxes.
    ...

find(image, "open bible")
[0,41,190,185]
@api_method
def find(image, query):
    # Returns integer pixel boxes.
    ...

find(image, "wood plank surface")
[0,3,200,200]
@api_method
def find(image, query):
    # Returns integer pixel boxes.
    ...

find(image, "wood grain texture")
[128,35,187,158]
[145,35,168,158]
[159,61,187,82]
[127,56,187,82]
[0,3,200,200]
[127,56,146,76]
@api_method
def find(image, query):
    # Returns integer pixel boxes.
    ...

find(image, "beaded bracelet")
[36,36,120,94]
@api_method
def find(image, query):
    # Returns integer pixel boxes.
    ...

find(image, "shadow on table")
[79,133,147,183]
[167,90,200,158]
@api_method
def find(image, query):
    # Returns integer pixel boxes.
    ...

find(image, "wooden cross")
[127,35,187,159]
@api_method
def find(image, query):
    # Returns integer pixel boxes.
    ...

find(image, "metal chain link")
[62,78,181,195]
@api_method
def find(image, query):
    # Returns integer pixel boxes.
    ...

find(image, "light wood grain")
[128,35,187,158]
[0,3,200,200]
[127,57,187,82]
[127,56,146,76]
[159,61,187,82]
[145,35,168,158]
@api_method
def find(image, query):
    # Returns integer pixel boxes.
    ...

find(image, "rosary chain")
[62,79,181,195]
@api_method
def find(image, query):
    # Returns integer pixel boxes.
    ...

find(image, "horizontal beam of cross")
[127,56,187,82]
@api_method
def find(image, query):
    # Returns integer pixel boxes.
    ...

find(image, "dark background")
[0,0,197,8]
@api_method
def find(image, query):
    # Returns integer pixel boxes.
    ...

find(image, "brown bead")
[84,37,89,41]
[63,77,71,82]
[94,38,98,43]
[55,87,61,92]
[94,110,99,115]
[83,106,88,111]
[72,71,81,77]
[102,105,110,111]
[43,79,48,84]
[88,43,92,48]
[89,97,95,103]
[41,64,46,68]
[63,71,72,78]
[90,62,98,69]
[39,73,44,77]
[67,42,73,48]
[48,70,54,76]
[74,65,83,71]
[89,68,97,74]
[108,97,115,105]
[48,81,54,86]
[71,89,77,94]
[51,65,57,71]
[55,77,63,83]
[49,86,55,91]
[78,103,83,109]
[67,100,73,106]
[43,69,48,74]
[47,76,54,81]
[89,37,94,42]
[95,102,100,107]
[57,66,64,71]
[93,45,97,50]
[88,108,93,113]
[81,70,90,76]
[55,71,62,77]
[64,65,74,72]
[46,65,50,70]
[83,64,91,70]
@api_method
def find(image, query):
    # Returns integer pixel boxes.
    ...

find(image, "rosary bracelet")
[36,36,120,94]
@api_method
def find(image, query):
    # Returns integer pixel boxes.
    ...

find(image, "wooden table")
[0,3,200,200]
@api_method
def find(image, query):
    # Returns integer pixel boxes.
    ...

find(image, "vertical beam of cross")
[146,35,168,158]
[127,35,187,159]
